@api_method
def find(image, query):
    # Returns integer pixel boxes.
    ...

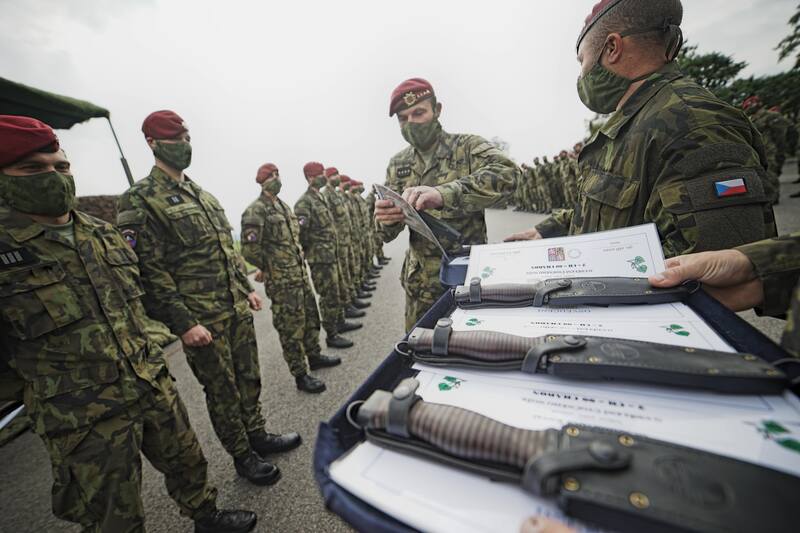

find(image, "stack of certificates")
[331,224,800,533]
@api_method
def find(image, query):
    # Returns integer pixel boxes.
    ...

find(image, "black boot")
[248,430,302,455]
[195,510,257,533]
[378,257,390,264]
[372,263,383,270]
[345,306,365,318]
[790,190,800,197]
[352,299,371,309]
[357,289,372,299]
[309,354,342,370]
[367,272,380,280]
[326,334,354,348]
[338,321,362,333]
[295,373,326,393]
[233,451,281,486]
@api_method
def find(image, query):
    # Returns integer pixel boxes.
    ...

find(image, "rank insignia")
[0,247,36,269]
[397,166,412,178]
[167,195,185,205]
[714,178,747,197]
[121,229,137,249]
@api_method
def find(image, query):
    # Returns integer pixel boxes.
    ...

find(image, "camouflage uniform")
[322,186,356,305]
[750,108,791,204]
[536,159,553,213]
[0,207,217,530]
[295,186,345,338]
[241,194,322,377]
[355,191,375,270]
[117,167,265,459]
[736,232,800,358]
[379,130,518,330]
[339,188,362,288]
[536,63,776,258]
[366,191,386,261]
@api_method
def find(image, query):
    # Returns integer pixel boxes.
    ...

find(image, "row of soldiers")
[513,94,800,215]
[513,142,584,213]
[240,161,389,394]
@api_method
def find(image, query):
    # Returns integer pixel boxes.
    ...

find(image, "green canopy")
[0,76,109,129]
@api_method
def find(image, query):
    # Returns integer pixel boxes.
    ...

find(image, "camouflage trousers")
[337,243,355,303]
[401,252,447,332]
[373,233,385,260]
[266,277,322,377]
[47,373,217,531]
[308,261,345,337]
[348,243,361,289]
[183,313,265,458]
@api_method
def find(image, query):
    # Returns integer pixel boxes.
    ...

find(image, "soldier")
[240,163,341,393]
[743,95,790,204]
[374,78,518,331]
[366,187,391,265]
[322,167,370,319]
[536,155,554,213]
[294,162,360,349]
[0,115,256,532]
[351,180,381,280]
[117,110,299,485]
[339,175,376,299]
[506,0,776,258]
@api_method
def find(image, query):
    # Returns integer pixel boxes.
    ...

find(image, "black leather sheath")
[407,322,788,394]
[454,276,696,309]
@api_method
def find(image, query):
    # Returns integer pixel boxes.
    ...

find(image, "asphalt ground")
[1,165,799,532]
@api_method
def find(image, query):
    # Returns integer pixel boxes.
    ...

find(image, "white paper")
[466,224,665,283]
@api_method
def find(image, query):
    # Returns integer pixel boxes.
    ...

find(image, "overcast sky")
[1,0,796,231]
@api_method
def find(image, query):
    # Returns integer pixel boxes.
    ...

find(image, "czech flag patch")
[714,178,748,198]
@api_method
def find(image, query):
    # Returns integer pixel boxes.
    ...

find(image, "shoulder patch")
[121,228,137,249]
[242,228,260,243]
[714,178,747,198]
[0,247,37,269]
[297,215,308,226]
[397,166,412,178]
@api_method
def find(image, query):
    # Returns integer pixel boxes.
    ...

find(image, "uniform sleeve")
[435,136,519,214]
[647,123,777,258]
[735,232,800,318]
[294,197,313,251]
[117,192,198,335]
[240,206,266,271]
[536,209,573,238]
[377,163,406,244]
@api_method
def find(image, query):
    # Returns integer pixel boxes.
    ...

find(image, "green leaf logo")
[480,266,496,279]
[627,256,648,273]
[465,317,483,327]
[438,375,464,391]
[663,324,690,336]
[754,420,800,455]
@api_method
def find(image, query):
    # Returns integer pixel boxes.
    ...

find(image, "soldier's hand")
[649,249,764,312]
[520,517,576,533]
[402,185,444,211]
[374,199,405,225]
[182,324,213,347]
[504,228,543,242]
[254,269,265,283]
[247,291,263,311]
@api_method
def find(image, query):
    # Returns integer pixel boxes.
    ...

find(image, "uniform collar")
[150,166,197,191]
[596,62,684,141]
[6,210,88,244]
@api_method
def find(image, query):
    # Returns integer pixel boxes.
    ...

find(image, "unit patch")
[121,229,137,249]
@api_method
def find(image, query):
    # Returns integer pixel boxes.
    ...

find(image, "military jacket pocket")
[574,170,640,233]
[101,236,145,300]
[26,362,123,446]
[163,203,212,246]
[0,263,85,340]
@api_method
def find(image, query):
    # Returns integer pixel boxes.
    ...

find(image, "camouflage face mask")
[262,178,282,196]
[153,140,192,170]
[401,117,442,151]
[577,49,651,114]
[312,176,327,189]
[0,170,76,216]
[329,177,341,187]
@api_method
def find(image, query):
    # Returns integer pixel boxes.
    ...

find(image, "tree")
[676,43,747,100]
[777,4,800,69]
[728,71,800,119]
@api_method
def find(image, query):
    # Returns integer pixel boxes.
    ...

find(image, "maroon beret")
[0,115,59,168]
[389,78,435,117]
[324,166,339,178]
[256,163,278,184]
[339,174,351,183]
[742,95,761,110]
[303,161,325,178]
[142,110,188,140]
